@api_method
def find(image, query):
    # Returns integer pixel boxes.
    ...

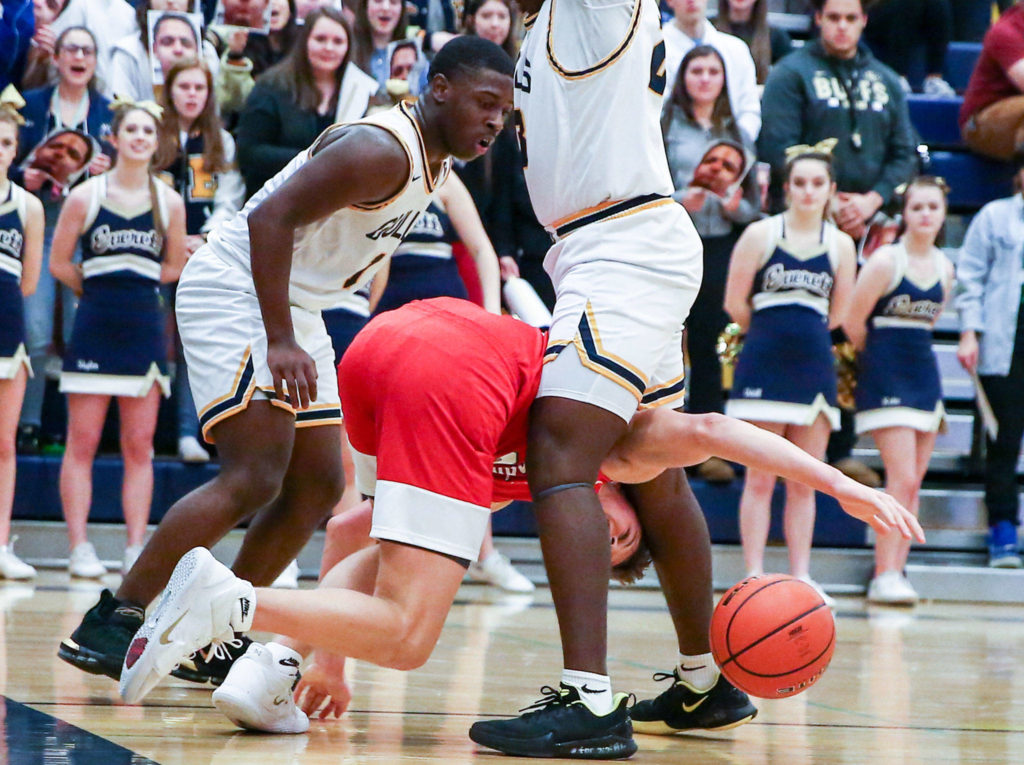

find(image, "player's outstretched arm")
[603,409,925,542]
[247,126,410,408]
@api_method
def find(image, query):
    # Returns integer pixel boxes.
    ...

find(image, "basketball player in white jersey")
[469,0,752,758]
[57,37,516,686]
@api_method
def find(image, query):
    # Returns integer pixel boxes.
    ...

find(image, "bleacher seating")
[944,42,983,93]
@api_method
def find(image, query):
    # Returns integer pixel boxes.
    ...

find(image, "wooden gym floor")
[1,572,1023,764]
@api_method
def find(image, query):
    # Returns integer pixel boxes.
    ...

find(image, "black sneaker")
[57,589,144,680]
[16,424,40,455]
[170,634,252,686]
[469,684,637,759]
[630,671,757,734]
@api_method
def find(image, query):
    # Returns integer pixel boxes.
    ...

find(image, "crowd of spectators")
[0,0,1021,580]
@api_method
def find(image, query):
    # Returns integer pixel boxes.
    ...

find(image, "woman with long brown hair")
[235,5,378,198]
[350,0,409,87]
[713,0,793,85]
[662,44,758,483]
[157,57,244,462]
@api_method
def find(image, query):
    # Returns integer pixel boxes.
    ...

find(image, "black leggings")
[685,232,736,415]
[979,308,1024,528]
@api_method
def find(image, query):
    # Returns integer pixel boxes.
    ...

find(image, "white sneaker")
[467,551,535,593]
[123,544,144,576]
[119,547,255,704]
[69,542,106,579]
[798,575,836,609]
[178,436,210,463]
[213,642,309,734]
[0,538,37,580]
[271,560,300,589]
[867,570,918,606]
[922,75,956,98]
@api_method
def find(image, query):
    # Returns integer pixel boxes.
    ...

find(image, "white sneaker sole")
[213,683,310,734]
[119,547,249,704]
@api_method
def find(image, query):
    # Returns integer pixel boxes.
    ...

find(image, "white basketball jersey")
[514,0,674,229]
[207,102,452,311]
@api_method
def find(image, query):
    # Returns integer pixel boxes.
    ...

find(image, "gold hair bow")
[0,84,26,125]
[895,176,950,197]
[110,95,164,122]
[784,137,839,162]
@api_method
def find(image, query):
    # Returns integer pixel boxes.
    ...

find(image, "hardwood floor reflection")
[2,574,1023,763]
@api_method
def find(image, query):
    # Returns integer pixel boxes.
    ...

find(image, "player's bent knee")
[219,465,286,513]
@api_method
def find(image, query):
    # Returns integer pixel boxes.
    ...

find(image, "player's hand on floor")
[839,486,925,543]
[295,652,350,719]
[267,339,318,409]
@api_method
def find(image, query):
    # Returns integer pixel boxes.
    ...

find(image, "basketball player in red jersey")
[116,299,922,736]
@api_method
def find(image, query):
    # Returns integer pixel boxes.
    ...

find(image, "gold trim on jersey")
[522,12,538,29]
[398,101,451,195]
[198,348,256,443]
[545,0,643,80]
[639,373,686,410]
[255,385,343,426]
[551,194,673,239]
[544,301,649,401]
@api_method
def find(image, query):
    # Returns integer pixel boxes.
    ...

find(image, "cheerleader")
[157,56,245,463]
[0,88,45,579]
[50,100,187,577]
[844,176,954,605]
[724,141,856,605]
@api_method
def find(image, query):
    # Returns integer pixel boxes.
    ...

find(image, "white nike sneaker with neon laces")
[213,641,309,733]
[119,547,255,704]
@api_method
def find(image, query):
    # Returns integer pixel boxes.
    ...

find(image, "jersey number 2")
[649,40,666,96]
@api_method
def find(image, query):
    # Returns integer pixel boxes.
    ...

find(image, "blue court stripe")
[2,697,158,765]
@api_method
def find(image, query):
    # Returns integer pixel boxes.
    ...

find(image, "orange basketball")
[709,574,835,699]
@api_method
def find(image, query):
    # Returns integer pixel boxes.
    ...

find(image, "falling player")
[57,37,515,685]
[115,298,922,740]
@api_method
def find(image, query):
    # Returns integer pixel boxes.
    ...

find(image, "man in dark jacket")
[758,0,918,240]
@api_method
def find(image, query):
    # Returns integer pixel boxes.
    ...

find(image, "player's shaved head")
[428,35,514,83]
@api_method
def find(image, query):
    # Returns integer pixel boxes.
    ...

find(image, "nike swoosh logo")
[579,684,604,694]
[159,611,189,646]
[411,174,422,181]
[273,697,287,706]
[682,696,708,714]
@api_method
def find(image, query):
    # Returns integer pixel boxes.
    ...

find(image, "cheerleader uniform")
[60,176,171,397]
[373,200,465,315]
[726,214,841,429]
[0,184,31,379]
[322,285,372,368]
[855,242,949,434]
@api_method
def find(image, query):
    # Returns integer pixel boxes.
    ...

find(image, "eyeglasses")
[60,43,97,57]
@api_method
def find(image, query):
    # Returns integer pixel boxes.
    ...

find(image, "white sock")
[561,669,615,715]
[676,652,719,693]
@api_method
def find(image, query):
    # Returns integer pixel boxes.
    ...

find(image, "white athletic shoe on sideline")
[0,538,37,580]
[798,575,837,609]
[213,642,309,734]
[178,436,210,463]
[68,542,106,579]
[467,551,535,593]
[867,571,918,606]
[271,560,300,589]
[119,547,255,704]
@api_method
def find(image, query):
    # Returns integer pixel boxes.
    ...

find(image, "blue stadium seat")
[926,150,1015,211]
[907,95,964,148]
[944,42,983,93]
